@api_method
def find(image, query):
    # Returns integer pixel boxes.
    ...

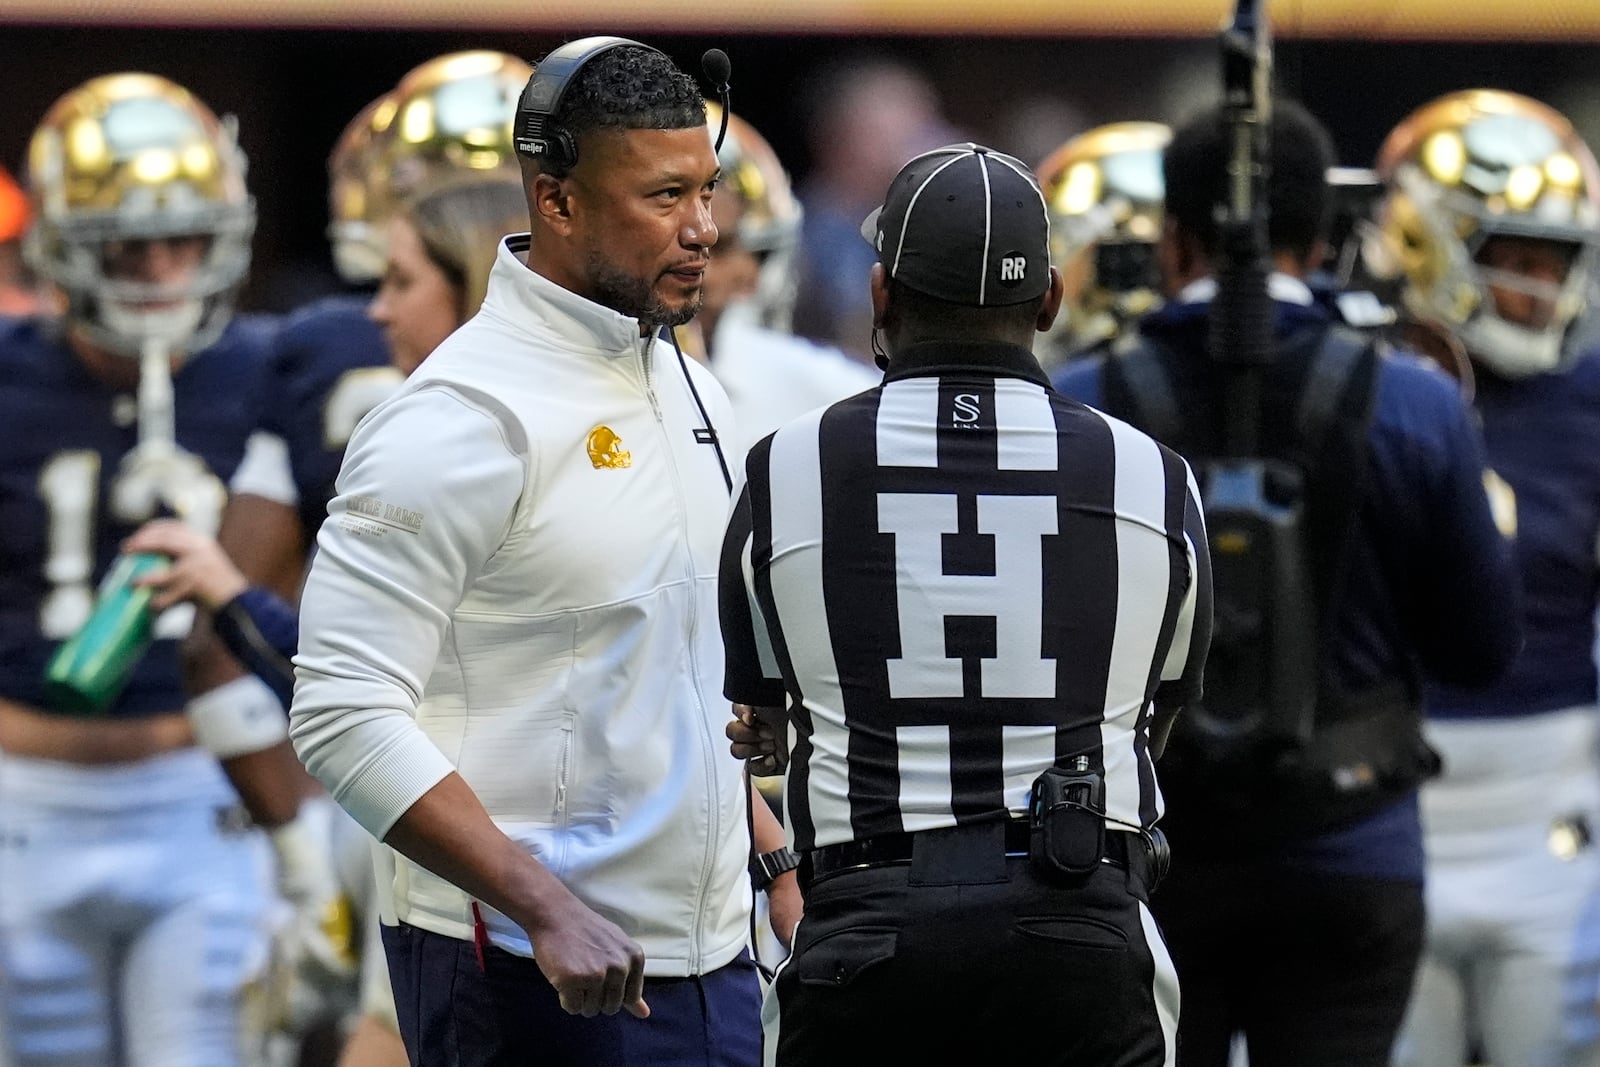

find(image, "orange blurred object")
[0,165,29,243]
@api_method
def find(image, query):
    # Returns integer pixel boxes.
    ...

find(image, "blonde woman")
[369,177,529,374]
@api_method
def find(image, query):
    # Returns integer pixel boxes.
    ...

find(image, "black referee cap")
[860,142,1051,308]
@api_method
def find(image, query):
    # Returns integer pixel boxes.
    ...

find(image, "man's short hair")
[1163,98,1336,261]
[551,45,704,172]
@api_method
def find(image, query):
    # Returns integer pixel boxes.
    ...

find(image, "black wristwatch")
[750,847,800,892]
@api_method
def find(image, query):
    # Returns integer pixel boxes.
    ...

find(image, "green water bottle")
[42,552,170,716]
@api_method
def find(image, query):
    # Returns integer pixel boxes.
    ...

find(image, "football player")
[1370,90,1600,1067]
[0,73,276,1066]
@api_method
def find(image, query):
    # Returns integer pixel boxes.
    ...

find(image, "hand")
[766,870,803,950]
[525,892,650,1020]
[123,518,249,611]
[727,705,785,776]
[264,798,360,1034]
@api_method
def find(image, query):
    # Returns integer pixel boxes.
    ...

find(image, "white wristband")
[187,674,290,759]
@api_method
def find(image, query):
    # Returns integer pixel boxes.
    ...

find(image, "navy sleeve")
[1051,358,1106,407]
[214,586,299,709]
[1393,366,1523,686]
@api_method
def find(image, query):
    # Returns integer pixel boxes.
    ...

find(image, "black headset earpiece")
[513,35,660,172]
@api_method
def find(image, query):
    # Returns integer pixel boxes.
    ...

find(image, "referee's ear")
[1034,265,1065,335]
[869,262,890,330]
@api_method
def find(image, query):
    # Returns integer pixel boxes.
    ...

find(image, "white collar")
[480,234,647,357]
[1176,272,1315,307]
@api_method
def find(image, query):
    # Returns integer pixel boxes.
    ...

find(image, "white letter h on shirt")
[878,492,1057,700]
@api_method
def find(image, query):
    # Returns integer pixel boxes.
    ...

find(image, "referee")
[720,143,1213,1067]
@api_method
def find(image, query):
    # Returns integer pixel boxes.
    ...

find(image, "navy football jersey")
[0,314,274,717]
[1428,347,1600,719]
[252,295,395,539]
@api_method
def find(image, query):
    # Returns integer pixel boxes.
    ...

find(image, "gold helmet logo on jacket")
[586,426,632,470]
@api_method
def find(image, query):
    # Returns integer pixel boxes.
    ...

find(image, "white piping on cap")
[985,150,1052,252]
[977,152,993,305]
[891,149,968,280]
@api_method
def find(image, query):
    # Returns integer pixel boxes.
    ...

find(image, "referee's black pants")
[765,822,1177,1066]
[1150,854,1424,1067]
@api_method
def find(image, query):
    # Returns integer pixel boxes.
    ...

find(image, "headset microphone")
[701,48,732,152]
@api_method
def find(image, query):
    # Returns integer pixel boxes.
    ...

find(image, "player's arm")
[124,521,304,827]
[0,694,193,761]
[292,387,648,1019]
[220,491,312,599]
[749,776,802,947]
[225,422,316,596]
[171,418,320,826]
[126,518,299,706]
[1405,370,1523,685]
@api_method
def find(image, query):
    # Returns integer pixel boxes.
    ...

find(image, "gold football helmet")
[1367,90,1600,378]
[331,51,532,285]
[706,101,803,332]
[327,92,398,285]
[1037,122,1170,356]
[25,73,254,357]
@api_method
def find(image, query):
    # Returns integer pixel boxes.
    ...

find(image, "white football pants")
[1393,706,1600,1067]
[0,747,273,1067]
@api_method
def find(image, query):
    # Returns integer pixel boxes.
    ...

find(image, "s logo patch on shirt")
[587,426,632,470]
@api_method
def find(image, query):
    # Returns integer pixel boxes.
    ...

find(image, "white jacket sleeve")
[289,384,527,838]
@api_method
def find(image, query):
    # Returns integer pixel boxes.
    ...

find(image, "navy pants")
[382,922,761,1067]
[1151,858,1425,1067]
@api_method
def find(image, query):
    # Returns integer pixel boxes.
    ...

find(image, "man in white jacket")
[289,37,758,1067]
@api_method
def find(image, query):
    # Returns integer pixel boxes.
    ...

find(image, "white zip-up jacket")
[290,235,751,976]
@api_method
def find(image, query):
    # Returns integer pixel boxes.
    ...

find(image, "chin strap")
[1461,312,1567,379]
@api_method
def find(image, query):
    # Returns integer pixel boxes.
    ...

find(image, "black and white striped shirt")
[720,340,1212,852]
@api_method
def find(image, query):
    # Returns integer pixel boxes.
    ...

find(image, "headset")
[513,36,732,171]
[514,36,651,171]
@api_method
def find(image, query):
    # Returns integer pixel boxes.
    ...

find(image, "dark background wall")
[1,24,1593,310]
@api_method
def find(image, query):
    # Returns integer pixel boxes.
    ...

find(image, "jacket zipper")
[637,331,721,972]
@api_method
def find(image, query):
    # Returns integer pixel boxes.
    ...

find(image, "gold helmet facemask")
[1037,122,1170,352]
[25,73,255,358]
[330,50,533,286]
[1367,90,1600,379]
[705,102,803,333]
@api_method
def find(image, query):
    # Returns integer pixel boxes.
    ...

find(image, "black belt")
[804,818,1162,889]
